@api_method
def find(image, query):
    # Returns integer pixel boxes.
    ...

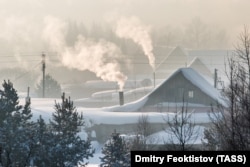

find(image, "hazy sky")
[0,0,249,86]
[0,0,250,54]
[0,0,249,29]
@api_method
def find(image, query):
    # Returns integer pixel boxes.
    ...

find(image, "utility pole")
[214,68,218,89]
[42,53,46,98]
[153,71,155,88]
[26,87,30,104]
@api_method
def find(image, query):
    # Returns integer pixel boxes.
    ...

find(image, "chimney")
[119,91,124,106]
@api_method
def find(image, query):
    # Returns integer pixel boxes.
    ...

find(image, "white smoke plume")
[43,16,127,90]
[43,16,67,52]
[0,15,43,69]
[115,16,155,70]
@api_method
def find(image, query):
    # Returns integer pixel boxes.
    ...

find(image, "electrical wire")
[13,62,41,82]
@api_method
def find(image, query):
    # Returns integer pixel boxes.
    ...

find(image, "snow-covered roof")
[28,97,212,125]
[180,68,222,102]
[148,67,224,105]
[155,46,188,72]
[99,67,224,112]
[188,49,232,76]
[188,57,213,78]
[102,95,149,112]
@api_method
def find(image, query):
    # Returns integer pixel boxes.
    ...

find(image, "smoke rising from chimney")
[43,16,67,52]
[115,16,155,70]
[43,16,127,90]
[0,16,43,69]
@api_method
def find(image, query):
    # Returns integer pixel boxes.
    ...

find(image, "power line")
[13,62,41,82]
[0,60,41,64]
[0,55,40,58]
[0,58,227,66]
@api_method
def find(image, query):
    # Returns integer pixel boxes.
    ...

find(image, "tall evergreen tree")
[0,80,22,125]
[100,131,130,167]
[32,115,54,166]
[48,93,94,167]
[0,80,34,166]
[0,81,94,166]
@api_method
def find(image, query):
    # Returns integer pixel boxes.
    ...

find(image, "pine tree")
[32,115,53,166]
[100,131,130,167]
[36,74,61,98]
[0,80,22,125]
[48,93,94,167]
[0,80,34,166]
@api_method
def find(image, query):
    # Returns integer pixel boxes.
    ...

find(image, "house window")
[188,90,194,98]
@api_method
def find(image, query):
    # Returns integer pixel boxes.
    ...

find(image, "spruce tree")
[48,93,94,167]
[36,74,61,98]
[32,115,53,166]
[0,80,34,166]
[100,131,130,167]
[0,80,22,125]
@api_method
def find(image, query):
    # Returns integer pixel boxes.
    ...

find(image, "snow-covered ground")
[28,97,212,125]
[87,141,103,166]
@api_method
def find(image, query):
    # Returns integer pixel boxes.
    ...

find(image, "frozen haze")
[0,0,248,35]
[0,0,248,26]
[0,1,247,165]
[43,16,127,90]
[115,16,155,70]
[0,0,249,70]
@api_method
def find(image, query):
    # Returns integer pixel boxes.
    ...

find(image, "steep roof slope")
[176,68,220,101]
[155,46,188,77]
[188,57,213,78]
[145,68,222,106]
